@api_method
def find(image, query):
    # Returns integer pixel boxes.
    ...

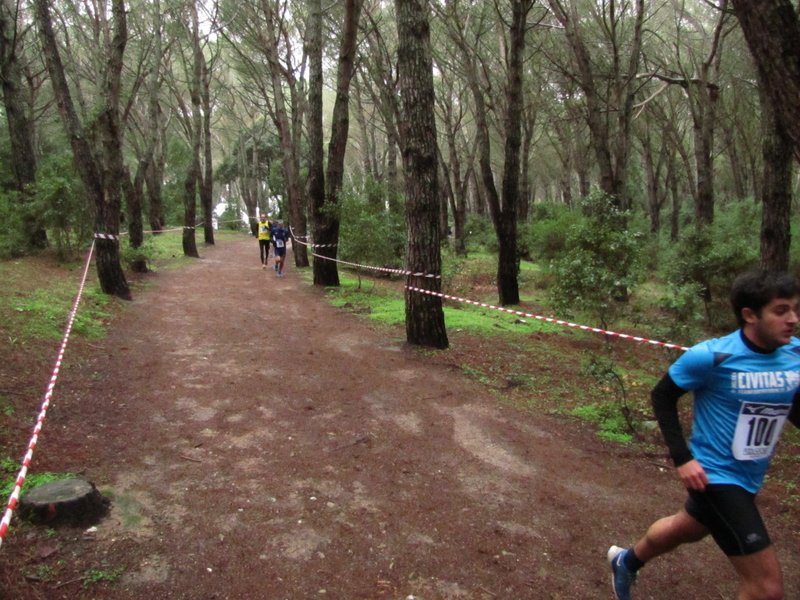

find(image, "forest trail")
[12,234,800,599]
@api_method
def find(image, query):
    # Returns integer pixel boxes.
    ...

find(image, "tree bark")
[307,0,325,272]
[0,0,45,249]
[313,0,362,287]
[396,0,448,349]
[182,1,202,259]
[495,0,532,306]
[34,0,131,299]
[731,0,800,161]
[200,56,215,245]
[758,86,793,271]
[262,0,307,268]
[123,163,147,272]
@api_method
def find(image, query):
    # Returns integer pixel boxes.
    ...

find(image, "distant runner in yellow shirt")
[257,214,271,269]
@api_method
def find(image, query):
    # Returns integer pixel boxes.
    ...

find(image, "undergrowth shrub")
[662,199,758,329]
[464,214,494,252]
[338,183,405,287]
[548,192,644,328]
[525,202,584,263]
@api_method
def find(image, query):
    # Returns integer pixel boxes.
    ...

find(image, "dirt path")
[14,236,800,599]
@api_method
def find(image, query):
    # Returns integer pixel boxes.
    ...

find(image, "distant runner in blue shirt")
[271,220,289,277]
[608,270,800,600]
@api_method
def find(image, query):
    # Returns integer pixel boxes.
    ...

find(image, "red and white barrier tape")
[406,285,690,351]
[312,253,440,278]
[0,241,98,546]
[289,228,337,248]
[292,229,440,279]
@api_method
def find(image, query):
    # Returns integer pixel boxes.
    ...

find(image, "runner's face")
[743,296,800,350]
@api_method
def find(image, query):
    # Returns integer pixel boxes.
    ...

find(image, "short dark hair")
[730,270,800,327]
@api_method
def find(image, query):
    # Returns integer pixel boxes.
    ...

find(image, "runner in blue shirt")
[609,270,800,600]
[271,220,289,277]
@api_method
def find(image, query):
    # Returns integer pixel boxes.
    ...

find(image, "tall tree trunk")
[313,0,362,287]
[693,82,718,226]
[396,0,447,349]
[518,113,533,222]
[123,163,147,272]
[731,0,800,160]
[758,86,793,270]
[182,0,202,259]
[145,0,164,234]
[147,143,166,233]
[307,0,325,271]
[669,171,680,242]
[0,0,45,249]
[34,0,130,299]
[263,0,307,268]
[201,57,214,245]
[496,0,531,306]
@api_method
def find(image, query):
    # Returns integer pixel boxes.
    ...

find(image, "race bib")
[731,401,790,460]
[260,225,269,233]
[275,239,285,248]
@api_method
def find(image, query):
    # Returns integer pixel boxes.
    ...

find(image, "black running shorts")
[685,483,771,556]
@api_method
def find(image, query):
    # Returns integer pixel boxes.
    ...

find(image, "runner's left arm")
[789,388,800,428]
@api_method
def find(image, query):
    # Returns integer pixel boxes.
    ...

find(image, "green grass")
[0,277,112,344]
[0,457,75,498]
[325,270,564,337]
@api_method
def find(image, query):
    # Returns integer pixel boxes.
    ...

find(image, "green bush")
[464,213,494,252]
[663,198,759,318]
[0,189,28,258]
[548,192,644,328]
[0,151,92,259]
[525,203,584,263]
[120,236,163,270]
[338,184,405,286]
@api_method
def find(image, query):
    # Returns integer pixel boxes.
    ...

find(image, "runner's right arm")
[652,373,709,490]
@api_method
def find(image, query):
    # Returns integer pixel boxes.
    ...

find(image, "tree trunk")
[731,0,800,160]
[669,171,680,242]
[182,1,202,259]
[146,147,166,233]
[518,113,534,222]
[200,57,214,245]
[263,0,307,268]
[496,0,531,307]
[693,82,718,226]
[145,0,164,235]
[758,86,793,271]
[307,0,326,273]
[123,164,148,272]
[0,0,45,250]
[34,0,131,299]
[313,0,362,287]
[396,0,447,349]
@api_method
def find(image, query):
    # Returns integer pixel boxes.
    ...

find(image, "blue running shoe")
[608,545,636,600]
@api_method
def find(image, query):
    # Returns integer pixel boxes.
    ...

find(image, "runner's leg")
[632,509,708,562]
[730,546,783,600]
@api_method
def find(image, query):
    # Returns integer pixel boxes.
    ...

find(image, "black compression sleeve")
[651,373,693,467]
[789,389,800,429]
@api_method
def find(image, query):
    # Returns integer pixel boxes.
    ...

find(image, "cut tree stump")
[19,479,110,527]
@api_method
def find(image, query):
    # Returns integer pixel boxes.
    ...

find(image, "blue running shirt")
[669,330,800,493]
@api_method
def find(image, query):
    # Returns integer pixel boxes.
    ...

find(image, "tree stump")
[19,479,110,527]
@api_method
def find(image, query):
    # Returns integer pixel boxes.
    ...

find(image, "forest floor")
[0,234,799,600]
